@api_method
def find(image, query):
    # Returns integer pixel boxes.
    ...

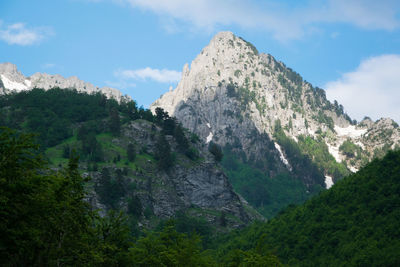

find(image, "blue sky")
[1,0,400,122]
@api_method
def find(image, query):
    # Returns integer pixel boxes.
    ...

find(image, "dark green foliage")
[62,144,70,158]
[297,135,349,181]
[218,151,400,266]
[239,36,259,55]
[174,123,199,160]
[226,83,237,97]
[109,107,121,136]
[155,133,173,170]
[155,107,168,123]
[94,210,132,266]
[95,167,126,209]
[313,110,334,131]
[208,141,223,162]
[77,124,88,140]
[0,88,113,148]
[2,91,293,265]
[127,143,136,162]
[185,147,200,160]
[285,67,303,85]
[154,107,176,135]
[274,126,325,187]
[222,148,312,218]
[130,223,215,266]
[221,248,283,266]
[0,88,144,149]
[127,195,142,218]
[81,132,104,162]
[121,99,139,121]
[219,212,227,227]
[340,139,361,158]
[163,117,176,135]
[174,124,189,152]
[155,212,214,249]
[0,128,132,265]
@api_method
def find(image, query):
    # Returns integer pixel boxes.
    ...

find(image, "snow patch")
[206,132,213,143]
[334,125,367,138]
[349,166,359,173]
[325,175,334,189]
[1,75,29,91]
[274,142,292,171]
[25,79,31,87]
[327,142,341,163]
[206,123,211,128]
[355,141,365,149]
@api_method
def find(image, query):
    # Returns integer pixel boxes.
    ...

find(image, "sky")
[1,0,400,123]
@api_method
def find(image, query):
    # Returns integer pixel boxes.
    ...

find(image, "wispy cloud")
[325,54,400,123]
[42,63,56,69]
[105,80,137,89]
[0,21,53,46]
[115,67,181,83]
[121,0,400,41]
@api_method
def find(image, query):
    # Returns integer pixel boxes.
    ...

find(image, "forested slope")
[217,150,400,266]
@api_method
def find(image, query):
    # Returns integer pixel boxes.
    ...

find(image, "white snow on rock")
[1,74,29,91]
[308,128,316,137]
[334,125,367,138]
[274,142,292,171]
[327,142,341,163]
[325,175,334,189]
[349,166,359,173]
[206,123,211,128]
[0,63,127,102]
[206,131,213,143]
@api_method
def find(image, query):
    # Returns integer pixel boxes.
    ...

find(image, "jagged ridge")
[0,62,127,101]
[152,31,400,188]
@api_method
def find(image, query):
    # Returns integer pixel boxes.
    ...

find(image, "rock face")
[0,62,127,101]
[82,120,263,228]
[152,31,400,187]
[87,119,260,227]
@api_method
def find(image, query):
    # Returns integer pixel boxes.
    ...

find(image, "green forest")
[1,89,400,266]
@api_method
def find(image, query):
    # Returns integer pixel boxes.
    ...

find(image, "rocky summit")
[152,31,400,188]
[0,62,127,101]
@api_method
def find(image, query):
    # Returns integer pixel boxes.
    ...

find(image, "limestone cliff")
[83,119,261,228]
[152,31,400,188]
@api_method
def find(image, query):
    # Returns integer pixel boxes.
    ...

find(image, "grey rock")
[152,31,400,185]
[0,62,129,102]
[90,119,261,227]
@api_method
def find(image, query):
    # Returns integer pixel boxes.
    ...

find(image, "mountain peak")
[0,62,128,101]
[212,31,235,40]
[152,32,400,187]
[0,62,18,74]
[210,31,236,46]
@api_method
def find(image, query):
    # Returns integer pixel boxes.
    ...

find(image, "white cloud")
[325,54,400,123]
[115,67,181,83]
[0,21,52,46]
[323,0,399,31]
[42,63,56,69]
[121,0,400,41]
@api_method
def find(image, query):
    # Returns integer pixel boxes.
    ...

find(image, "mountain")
[151,31,400,194]
[3,88,398,266]
[216,150,400,266]
[0,88,260,229]
[0,62,127,101]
